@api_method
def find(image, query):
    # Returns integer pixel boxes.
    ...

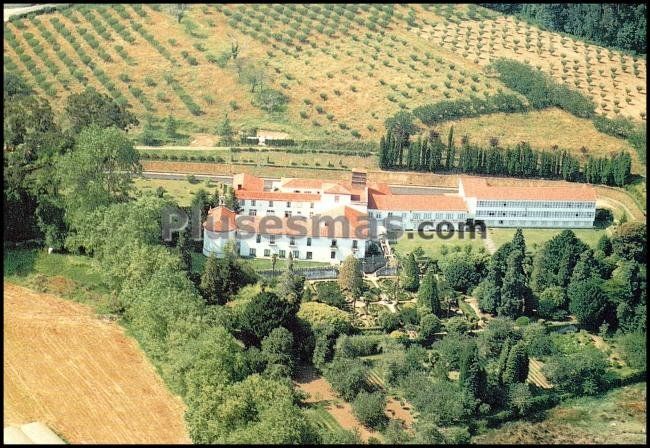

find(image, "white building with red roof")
[203,171,597,262]
[459,176,597,228]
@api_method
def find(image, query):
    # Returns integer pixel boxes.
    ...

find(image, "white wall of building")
[203,230,365,263]
[368,209,469,232]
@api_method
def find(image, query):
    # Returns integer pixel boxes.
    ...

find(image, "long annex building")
[203,171,597,263]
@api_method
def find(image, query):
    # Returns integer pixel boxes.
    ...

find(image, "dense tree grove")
[378,123,631,186]
[5,26,647,444]
[481,4,646,53]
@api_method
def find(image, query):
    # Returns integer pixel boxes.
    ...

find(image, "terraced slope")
[4,4,645,146]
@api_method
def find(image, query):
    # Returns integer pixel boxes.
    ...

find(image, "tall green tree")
[338,255,364,298]
[64,86,138,133]
[502,341,529,385]
[277,254,305,304]
[177,223,193,272]
[568,277,609,331]
[58,125,141,219]
[401,252,420,292]
[418,268,441,316]
[499,249,530,317]
[238,291,299,346]
[445,126,455,170]
[496,337,513,385]
[459,341,487,403]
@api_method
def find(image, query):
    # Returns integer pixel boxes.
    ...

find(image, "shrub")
[352,391,388,429]
[514,316,529,326]
[324,357,368,401]
[543,346,612,395]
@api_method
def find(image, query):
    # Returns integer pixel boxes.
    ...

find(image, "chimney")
[351,168,367,186]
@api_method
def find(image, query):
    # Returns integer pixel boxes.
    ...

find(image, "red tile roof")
[323,183,352,195]
[368,192,468,211]
[233,173,264,192]
[234,190,321,201]
[204,206,237,232]
[459,176,597,201]
[233,206,369,239]
[280,178,325,190]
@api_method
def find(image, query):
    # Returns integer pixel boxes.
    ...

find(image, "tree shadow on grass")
[3,247,38,277]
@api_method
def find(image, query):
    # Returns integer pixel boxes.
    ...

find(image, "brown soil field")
[294,366,381,442]
[3,282,189,444]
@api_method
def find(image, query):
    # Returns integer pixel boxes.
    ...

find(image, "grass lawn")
[488,228,606,253]
[393,231,487,258]
[132,177,222,207]
[191,251,329,273]
[472,382,646,444]
[303,402,347,435]
[3,248,114,312]
[4,248,107,292]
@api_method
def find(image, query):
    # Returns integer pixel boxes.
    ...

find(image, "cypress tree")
[418,268,441,316]
[459,342,487,402]
[401,253,420,292]
[446,126,455,170]
[177,223,193,272]
[596,234,612,256]
[278,253,305,304]
[378,135,388,169]
[496,338,512,385]
[200,253,227,305]
[570,249,599,284]
[498,249,528,317]
[502,342,529,385]
[511,228,526,255]
[339,254,364,298]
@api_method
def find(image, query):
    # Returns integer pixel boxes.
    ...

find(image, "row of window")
[249,248,337,260]
[485,220,592,226]
[248,209,311,218]
[476,210,595,218]
[252,235,358,248]
[476,200,595,209]
[369,211,467,220]
[241,200,315,208]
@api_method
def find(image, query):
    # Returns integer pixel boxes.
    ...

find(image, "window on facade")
[269,235,276,244]
[249,209,257,216]
[267,209,274,215]
[279,250,286,258]
[352,240,358,249]
[287,201,291,207]
[334,195,340,203]
[269,200,274,207]
[251,200,256,206]
[330,251,336,259]
[285,211,292,218]
[249,248,256,257]
[290,237,295,246]
[310,202,314,208]
[306,237,312,246]
[331,239,337,247]
[306,251,312,259]
[292,250,299,259]
[264,249,271,257]
[256,234,261,243]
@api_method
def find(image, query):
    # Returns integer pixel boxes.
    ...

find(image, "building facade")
[203,172,598,263]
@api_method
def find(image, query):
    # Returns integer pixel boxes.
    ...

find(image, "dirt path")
[464,297,490,328]
[483,231,497,254]
[3,283,189,444]
[294,366,381,442]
